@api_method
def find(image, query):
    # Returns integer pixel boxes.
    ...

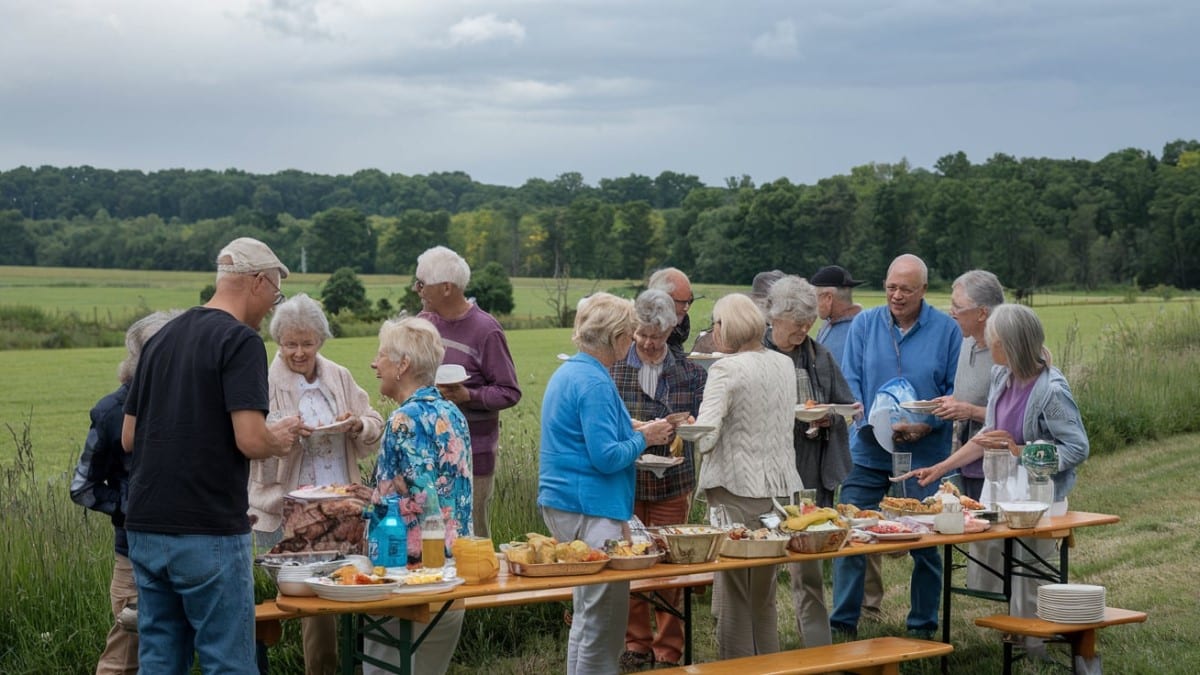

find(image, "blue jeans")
[127,531,257,674]
[831,465,941,633]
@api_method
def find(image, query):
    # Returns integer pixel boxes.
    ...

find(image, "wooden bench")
[975,607,1147,675]
[255,599,319,646]
[654,637,953,675]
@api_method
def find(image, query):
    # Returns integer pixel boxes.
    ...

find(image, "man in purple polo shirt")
[415,246,522,538]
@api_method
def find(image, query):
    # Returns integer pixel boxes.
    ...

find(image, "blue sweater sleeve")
[578,379,645,474]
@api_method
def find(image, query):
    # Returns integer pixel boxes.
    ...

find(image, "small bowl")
[998,501,1049,529]
[277,579,317,596]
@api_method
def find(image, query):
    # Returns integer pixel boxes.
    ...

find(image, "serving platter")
[391,576,465,595]
[507,559,609,577]
[306,576,403,602]
[871,531,924,541]
[605,552,663,570]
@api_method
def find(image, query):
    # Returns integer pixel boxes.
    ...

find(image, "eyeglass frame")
[672,294,702,308]
[259,273,285,306]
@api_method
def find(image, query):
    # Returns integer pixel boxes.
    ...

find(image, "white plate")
[635,455,683,478]
[307,576,404,602]
[871,531,923,541]
[674,424,715,442]
[392,576,466,595]
[435,364,469,385]
[686,352,726,361]
[794,405,830,422]
[309,419,353,435]
[899,400,939,413]
[287,485,355,501]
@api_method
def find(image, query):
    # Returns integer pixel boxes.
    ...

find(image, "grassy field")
[0,263,1196,468]
[3,266,1199,673]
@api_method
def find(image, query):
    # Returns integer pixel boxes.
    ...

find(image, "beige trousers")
[95,554,138,675]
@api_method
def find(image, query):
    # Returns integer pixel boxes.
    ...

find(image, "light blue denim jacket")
[984,365,1089,502]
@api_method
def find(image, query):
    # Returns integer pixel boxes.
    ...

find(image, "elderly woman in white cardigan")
[248,293,384,675]
[693,293,802,660]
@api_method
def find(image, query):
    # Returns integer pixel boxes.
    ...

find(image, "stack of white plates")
[1037,583,1106,623]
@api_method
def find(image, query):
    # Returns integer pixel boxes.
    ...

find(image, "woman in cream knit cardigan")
[248,294,384,675]
[694,293,802,659]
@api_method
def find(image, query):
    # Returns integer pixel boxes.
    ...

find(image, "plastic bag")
[866,376,926,453]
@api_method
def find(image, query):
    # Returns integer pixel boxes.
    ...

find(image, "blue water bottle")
[367,495,407,568]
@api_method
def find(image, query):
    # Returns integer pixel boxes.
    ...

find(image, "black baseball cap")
[810,265,864,288]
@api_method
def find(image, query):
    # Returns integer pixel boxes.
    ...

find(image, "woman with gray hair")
[71,310,179,675]
[540,293,675,675]
[933,269,1006,500]
[692,293,802,660]
[914,303,1088,659]
[364,316,474,675]
[248,293,383,675]
[764,275,856,649]
[611,290,706,670]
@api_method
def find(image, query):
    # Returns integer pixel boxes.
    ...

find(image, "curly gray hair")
[269,293,332,345]
[766,275,818,326]
[635,289,678,333]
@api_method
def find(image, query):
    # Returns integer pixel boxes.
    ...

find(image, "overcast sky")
[1,0,1195,187]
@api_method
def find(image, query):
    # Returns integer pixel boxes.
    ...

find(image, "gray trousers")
[542,506,629,675]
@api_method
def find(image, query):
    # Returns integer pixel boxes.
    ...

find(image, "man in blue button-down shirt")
[831,254,961,638]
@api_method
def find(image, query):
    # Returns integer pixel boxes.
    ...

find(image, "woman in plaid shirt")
[610,289,707,671]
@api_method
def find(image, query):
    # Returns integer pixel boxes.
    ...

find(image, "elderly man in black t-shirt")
[121,237,304,674]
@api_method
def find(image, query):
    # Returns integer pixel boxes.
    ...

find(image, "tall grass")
[1071,304,1200,452]
[5,310,1200,673]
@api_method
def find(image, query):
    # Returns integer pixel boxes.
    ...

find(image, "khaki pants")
[96,554,138,675]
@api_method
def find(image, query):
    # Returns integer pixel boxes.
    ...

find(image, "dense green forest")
[2,139,1199,289]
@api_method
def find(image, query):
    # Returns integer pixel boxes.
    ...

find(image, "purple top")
[420,304,522,476]
[993,376,1036,444]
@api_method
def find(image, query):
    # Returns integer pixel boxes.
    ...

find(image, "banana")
[782,508,841,532]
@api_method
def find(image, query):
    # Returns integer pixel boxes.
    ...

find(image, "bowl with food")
[648,525,726,564]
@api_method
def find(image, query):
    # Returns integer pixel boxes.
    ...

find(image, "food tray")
[606,553,663,570]
[720,536,788,559]
[506,559,609,577]
[649,526,726,564]
[785,527,850,554]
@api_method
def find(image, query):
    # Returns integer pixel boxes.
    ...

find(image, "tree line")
[1,139,1198,290]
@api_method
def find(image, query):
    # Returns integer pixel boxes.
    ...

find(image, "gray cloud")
[0,0,1196,186]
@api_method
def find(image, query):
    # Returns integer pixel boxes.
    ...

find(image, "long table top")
[276,510,1118,618]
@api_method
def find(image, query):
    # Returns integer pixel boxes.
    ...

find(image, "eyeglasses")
[884,284,920,298]
[281,341,319,352]
[413,278,426,292]
[673,295,700,308]
[949,301,980,316]
[260,274,285,306]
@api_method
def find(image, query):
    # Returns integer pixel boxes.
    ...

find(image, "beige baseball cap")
[216,237,289,279]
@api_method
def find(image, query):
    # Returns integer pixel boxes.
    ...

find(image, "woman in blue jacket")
[538,293,674,675]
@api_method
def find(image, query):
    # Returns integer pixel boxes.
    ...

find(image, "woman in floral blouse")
[364,316,472,675]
